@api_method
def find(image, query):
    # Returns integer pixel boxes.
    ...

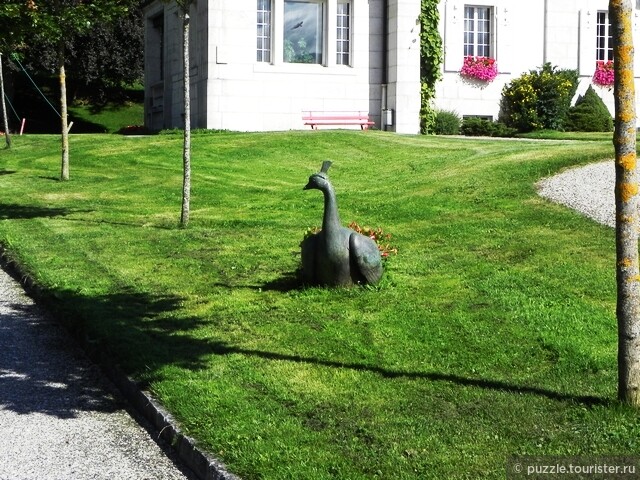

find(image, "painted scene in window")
[284,0,324,64]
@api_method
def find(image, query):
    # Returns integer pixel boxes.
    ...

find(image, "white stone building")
[144,0,640,134]
[143,0,422,133]
[434,0,640,122]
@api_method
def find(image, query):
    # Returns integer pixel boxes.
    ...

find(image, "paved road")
[0,265,195,480]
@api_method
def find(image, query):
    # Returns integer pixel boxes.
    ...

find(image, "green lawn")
[0,131,636,479]
[68,100,144,133]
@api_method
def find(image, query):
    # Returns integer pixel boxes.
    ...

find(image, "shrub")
[499,63,579,132]
[460,117,516,137]
[434,110,461,135]
[566,85,613,132]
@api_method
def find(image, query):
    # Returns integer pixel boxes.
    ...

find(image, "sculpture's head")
[303,160,332,191]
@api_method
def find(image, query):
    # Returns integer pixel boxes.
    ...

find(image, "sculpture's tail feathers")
[349,232,383,285]
[321,160,332,173]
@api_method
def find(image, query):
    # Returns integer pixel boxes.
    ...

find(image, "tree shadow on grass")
[42,284,610,409]
[1,260,608,420]
[0,203,78,220]
[203,342,609,407]
[0,281,215,418]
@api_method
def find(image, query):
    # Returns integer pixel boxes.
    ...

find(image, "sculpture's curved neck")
[322,184,341,232]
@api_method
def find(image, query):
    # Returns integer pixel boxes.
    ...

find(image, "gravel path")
[0,266,195,480]
[536,159,615,227]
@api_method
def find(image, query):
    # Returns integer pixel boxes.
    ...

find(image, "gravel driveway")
[0,265,195,480]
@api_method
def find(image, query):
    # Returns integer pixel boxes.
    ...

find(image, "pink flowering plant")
[593,60,614,88]
[460,56,498,82]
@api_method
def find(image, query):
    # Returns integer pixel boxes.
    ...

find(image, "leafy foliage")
[434,110,461,135]
[460,117,516,137]
[499,63,579,132]
[419,0,443,134]
[8,0,142,103]
[566,85,613,132]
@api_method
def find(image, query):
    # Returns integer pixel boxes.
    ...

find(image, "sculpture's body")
[301,161,383,286]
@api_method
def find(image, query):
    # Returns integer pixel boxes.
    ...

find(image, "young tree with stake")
[16,0,128,180]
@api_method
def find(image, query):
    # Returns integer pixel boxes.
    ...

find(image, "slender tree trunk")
[0,53,11,149]
[59,40,70,181]
[180,9,191,227]
[611,0,640,406]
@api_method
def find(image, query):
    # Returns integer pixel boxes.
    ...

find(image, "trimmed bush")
[566,86,613,132]
[499,63,579,132]
[460,117,517,137]
[434,110,461,135]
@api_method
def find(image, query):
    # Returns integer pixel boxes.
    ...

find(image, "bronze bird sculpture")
[301,161,383,286]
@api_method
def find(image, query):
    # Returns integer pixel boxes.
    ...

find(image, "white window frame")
[336,0,351,65]
[256,0,351,68]
[464,5,493,58]
[596,10,613,62]
[257,0,272,63]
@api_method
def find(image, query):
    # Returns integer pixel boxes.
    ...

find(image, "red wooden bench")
[303,111,374,130]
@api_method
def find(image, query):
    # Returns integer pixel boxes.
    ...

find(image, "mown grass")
[516,129,615,142]
[68,101,144,133]
[0,131,636,479]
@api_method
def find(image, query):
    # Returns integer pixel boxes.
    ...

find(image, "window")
[151,14,164,80]
[596,11,613,61]
[257,0,272,62]
[464,6,492,57]
[256,0,349,66]
[336,1,350,65]
[284,0,325,64]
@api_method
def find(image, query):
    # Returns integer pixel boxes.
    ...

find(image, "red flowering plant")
[302,223,398,260]
[347,222,398,259]
[460,56,498,82]
[593,60,614,88]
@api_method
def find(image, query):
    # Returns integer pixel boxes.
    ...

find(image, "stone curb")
[0,247,241,480]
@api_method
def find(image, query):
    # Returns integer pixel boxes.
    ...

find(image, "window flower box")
[593,60,614,88]
[460,56,498,82]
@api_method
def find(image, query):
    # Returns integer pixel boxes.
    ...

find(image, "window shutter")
[495,5,512,74]
[578,9,594,76]
[443,1,463,72]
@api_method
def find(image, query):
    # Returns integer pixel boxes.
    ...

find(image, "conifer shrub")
[565,85,613,132]
[434,110,461,135]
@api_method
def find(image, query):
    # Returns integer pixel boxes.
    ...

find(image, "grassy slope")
[0,132,636,479]
[68,101,144,133]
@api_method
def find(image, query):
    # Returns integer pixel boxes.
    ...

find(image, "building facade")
[143,0,422,133]
[434,0,640,123]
